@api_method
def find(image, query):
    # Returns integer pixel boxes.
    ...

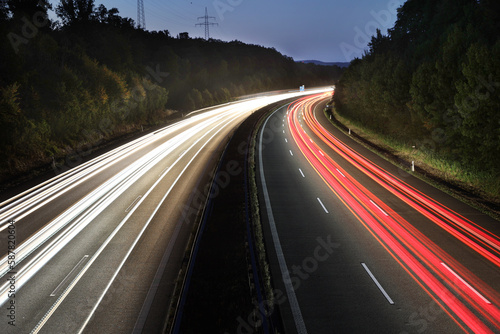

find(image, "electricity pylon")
[137,0,146,29]
[196,7,217,40]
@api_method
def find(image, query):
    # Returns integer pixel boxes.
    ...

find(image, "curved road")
[0,89,328,334]
[257,93,500,333]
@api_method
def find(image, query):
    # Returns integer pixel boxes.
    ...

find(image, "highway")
[257,93,500,333]
[0,89,328,334]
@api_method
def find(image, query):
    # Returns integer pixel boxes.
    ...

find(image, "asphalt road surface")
[0,89,329,334]
[257,93,500,333]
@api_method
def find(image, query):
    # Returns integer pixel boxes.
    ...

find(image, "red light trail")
[286,93,500,333]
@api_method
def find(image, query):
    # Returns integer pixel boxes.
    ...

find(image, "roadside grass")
[325,106,500,219]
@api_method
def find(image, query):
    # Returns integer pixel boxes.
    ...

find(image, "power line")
[137,0,145,29]
[196,7,217,40]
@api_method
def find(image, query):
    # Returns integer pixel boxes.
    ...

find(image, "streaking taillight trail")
[287,93,500,333]
[303,95,500,267]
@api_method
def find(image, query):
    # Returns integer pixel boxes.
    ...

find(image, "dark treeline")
[0,0,342,177]
[334,0,499,187]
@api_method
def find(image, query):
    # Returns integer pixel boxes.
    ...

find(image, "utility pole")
[196,7,217,40]
[137,0,146,29]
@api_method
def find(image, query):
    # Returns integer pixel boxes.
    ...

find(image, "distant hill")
[297,60,350,68]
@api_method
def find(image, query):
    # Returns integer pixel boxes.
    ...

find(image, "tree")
[94,4,121,25]
[56,0,95,25]
[8,0,51,20]
[454,42,500,171]
[0,83,23,147]
[336,0,499,180]
[189,89,203,109]
[367,29,390,56]
[0,7,342,179]
[201,89,214,106]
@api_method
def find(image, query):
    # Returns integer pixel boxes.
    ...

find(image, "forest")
[334,0,500,197]
[0,0,342,180]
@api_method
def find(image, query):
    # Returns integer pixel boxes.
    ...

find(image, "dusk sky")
[48,0,406,62]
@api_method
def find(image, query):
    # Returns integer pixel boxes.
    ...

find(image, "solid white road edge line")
[131,112,245,333]
[259,106,308,334]
[76,113,244,334]
[30,112,242,334]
